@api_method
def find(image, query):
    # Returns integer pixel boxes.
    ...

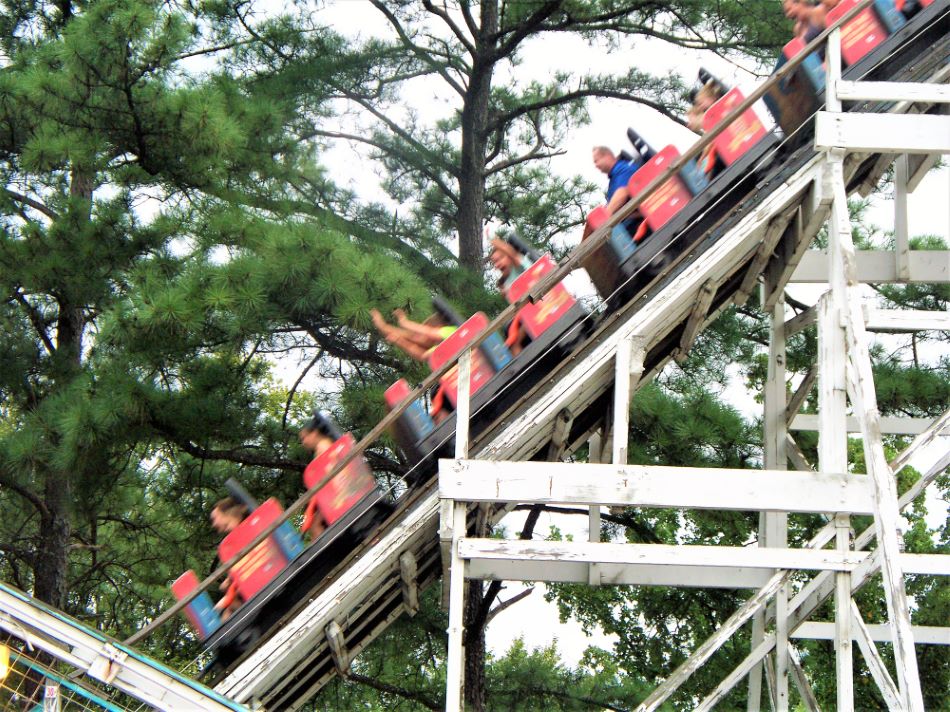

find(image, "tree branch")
[422,0,476,55]
[0,473,50,519]
[491,1,563,61]
[484,586,534,627]
[4,189,60,221]
[368,0,467,96]
[489,88,685,133]
[345,670,443,710]
[11,289,56,355]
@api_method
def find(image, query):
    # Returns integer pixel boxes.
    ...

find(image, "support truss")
[438,25,949,712]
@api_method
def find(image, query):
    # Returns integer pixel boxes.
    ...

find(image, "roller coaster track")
[214,4,950,708]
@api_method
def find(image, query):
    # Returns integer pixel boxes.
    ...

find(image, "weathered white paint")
[835,80,950,103]
[830,151,925,711]
[457,538,947,576]
[793,622,950,645]
[863,307,950,332]
[895,156,911,282]
[786,643,821,712]
[791,250,950,283]
[849,600,903,712]
[790,413,938,435]
[399,551,419,617]
[440,459,875,514]
[815,112,950,154]
[464,559,774,588]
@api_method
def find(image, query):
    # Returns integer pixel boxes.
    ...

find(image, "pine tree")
[0,0,429,642]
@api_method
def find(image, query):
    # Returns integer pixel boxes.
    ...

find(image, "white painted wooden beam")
[457,538,949,576]
[791,250,950,284]
[792,622,950,645]
[464,559,774,589]
[835,80,950,103]
[440,459,875,514]
[790,413,941,435]
[864,307,950,332]
[850,600,903,712]
[325,621,349,675]
[786,643,821,712]
[895,155,911,282]
[830,148,924,711]
[545,408,574,462]
[784,306,816,336]
[399,551,419,617]
[815,112,950,154]
[674,279,717,363]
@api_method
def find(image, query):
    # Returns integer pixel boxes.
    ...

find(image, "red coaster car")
[701,88,768,175]
[217,498,293,608]
[301,433,376,535]
[626,146,695,233]
[827,0,906,66]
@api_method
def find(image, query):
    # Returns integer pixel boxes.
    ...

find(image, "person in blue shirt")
[592,146,641,216]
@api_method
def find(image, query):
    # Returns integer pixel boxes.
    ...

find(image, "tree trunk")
[463,581,488,711]
[456,2,499,270]
[33,166,92,607]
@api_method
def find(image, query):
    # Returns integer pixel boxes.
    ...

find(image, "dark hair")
[301,410,343,440]
[212,496,248,520]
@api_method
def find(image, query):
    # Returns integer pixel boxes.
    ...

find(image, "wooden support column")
[444,348,472,711]
[787,643,821,712]
[818,285,853,711]
[325,621,349,675]
[399,551,419,617]
[829,151,925,710]
[546,409,574,462]
[850,600,903,711]
[674,280,716,363]
[895,155,911,282]
[751,290,789,711]
[822,33,857,710]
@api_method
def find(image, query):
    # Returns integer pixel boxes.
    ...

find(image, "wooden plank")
[325,621,349,675]
[785,365,818,426]
[906,153,938,193]
[545,408,574,462]
[457,539,875,572]
[440,460,875,514]
[785,434,815,473]
[895,156,911,282]
[792,250,950,283]
[850,600,903,712]
[815,112,950,153]
[786,644,821,712]
[444,503,467,712]
[793,622,950,645]
[464,559,774,589]
[784,306,816,336]
[835,80,950,103]
[864,308,950,332]
[399,551,419,617]
[737,212,796,306]
[765,188,824,310]
[674,280,717,363]
[790,413,939,435]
